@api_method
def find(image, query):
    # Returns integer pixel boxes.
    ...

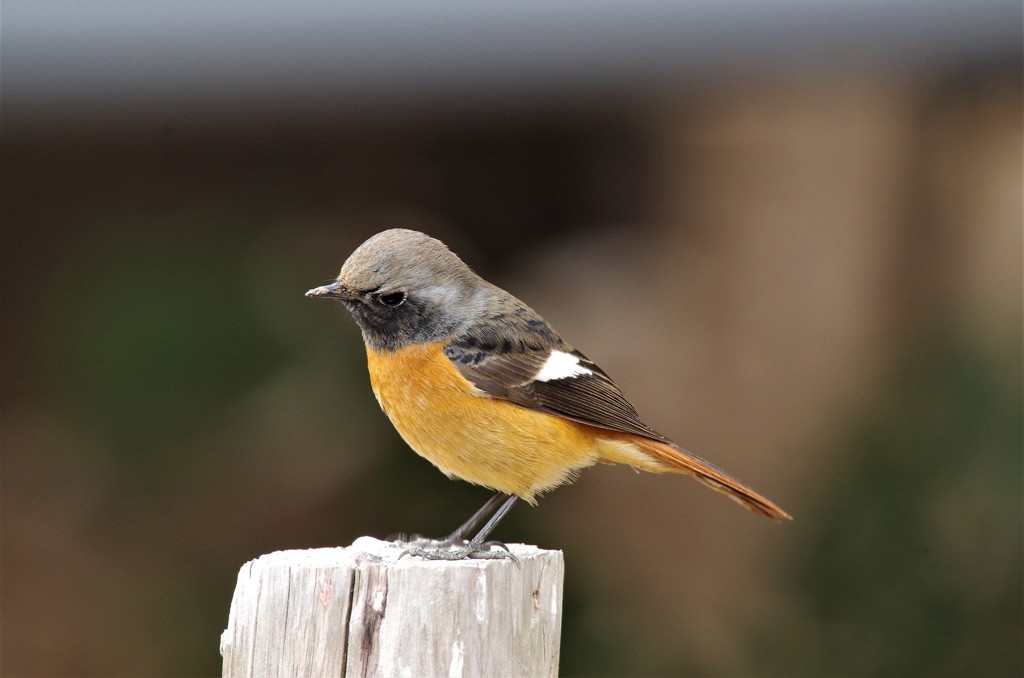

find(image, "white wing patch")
[535,350,593,381]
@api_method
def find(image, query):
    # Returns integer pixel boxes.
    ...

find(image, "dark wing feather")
[444,337,673,445]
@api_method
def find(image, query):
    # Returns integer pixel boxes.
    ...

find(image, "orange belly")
[365,342,602,502]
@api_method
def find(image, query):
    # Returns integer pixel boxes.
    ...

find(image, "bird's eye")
[378,291,406,307]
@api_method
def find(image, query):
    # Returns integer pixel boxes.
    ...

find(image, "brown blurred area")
[2,4,1021,676]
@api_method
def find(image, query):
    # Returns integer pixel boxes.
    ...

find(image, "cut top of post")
[221,538,565,678]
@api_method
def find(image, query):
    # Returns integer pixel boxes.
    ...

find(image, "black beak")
[305,282,356,300]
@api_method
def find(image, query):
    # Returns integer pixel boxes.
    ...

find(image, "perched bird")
[307,229,790,559]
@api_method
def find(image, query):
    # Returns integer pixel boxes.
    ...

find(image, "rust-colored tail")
[630,436,792,522]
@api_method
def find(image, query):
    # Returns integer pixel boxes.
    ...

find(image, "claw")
[481,540,512,553]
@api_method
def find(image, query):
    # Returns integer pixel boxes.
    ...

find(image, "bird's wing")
[444,333,673,444]
[444,317,793,522]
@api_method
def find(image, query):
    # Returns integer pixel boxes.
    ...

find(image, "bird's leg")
[445,492,511,543]
[387,492,508,547]
[402,494,521,561]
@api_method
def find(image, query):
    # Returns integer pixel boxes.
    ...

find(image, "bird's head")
[306,229,486,350]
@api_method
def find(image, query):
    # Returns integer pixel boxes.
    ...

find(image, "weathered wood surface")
[220,537,564,678]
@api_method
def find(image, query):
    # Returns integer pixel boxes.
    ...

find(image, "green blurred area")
[763,340,1021,677]
[41,223,291,461]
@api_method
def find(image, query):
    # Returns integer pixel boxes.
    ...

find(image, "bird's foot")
[399,540,518,562]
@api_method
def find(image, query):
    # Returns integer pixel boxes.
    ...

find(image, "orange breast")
[365,342,600,502]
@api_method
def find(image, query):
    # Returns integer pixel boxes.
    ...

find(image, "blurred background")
[2,1,1021,676]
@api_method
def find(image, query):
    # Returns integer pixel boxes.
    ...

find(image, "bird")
[307,228,790,559]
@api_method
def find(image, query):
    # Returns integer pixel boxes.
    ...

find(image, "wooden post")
[220,537,564,678]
